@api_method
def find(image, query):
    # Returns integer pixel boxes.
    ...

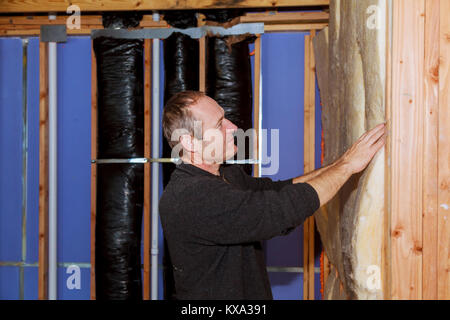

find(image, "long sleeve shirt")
[159,163,320,300]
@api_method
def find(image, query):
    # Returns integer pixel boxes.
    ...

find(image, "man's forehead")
[190,96,224,119]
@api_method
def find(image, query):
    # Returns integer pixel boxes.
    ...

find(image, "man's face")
[189,96,238,164]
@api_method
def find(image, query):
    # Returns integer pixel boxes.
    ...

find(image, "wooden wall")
[387,0,449,300]
[314,0,449,300]
[389,0,449,300]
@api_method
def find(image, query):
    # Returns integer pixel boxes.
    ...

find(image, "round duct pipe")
[93,12,144,300]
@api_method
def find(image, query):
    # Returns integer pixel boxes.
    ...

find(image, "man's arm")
[235,165,293,192]
[176,176,320,245]
[292,163,334,184]
[234,122,385,207]
[302,123,386,207]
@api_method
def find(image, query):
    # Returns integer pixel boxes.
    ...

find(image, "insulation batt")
[313,0,386,300]
[94,13,144,299]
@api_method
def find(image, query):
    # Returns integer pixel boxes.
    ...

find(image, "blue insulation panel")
[0,266,20,299]
[261,33,306,269]
[261,33,323,299]
[55,38,92,263]
[0,38,23,262]
[24,266,38,300]
[269,272,323,300]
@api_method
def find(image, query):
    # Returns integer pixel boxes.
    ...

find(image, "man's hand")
[337,123,387,174]
[305,123,387,208]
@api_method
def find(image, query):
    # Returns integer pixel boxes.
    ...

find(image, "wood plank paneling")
[38,40,49,300]
[390,0,425,300]
[438,0,450,301]
[422,0,440,300]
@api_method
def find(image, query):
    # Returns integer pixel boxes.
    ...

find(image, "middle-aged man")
[159,90,386,300]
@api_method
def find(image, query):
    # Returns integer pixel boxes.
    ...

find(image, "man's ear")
[179,134,195,153]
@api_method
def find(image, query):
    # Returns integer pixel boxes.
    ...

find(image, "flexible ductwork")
[204,10,255,174]
[93,12,144,300]
[162,10,199,187]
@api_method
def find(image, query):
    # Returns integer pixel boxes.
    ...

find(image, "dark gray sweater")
[159,163,320,300]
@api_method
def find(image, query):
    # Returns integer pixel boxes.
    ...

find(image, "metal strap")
[91,158,261,165]
[91,158,181,164]
[91,23,264,40]
[226,159,261,165]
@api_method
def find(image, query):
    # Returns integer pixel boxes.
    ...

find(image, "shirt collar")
[176,162,224,177]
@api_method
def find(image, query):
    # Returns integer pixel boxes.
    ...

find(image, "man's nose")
[224,119,238,132]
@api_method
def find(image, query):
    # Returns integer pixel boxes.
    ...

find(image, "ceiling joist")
[0,0,330,13]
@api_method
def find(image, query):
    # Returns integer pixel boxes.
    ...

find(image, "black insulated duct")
[205,10,255,175]
[202,9,244,23]
[162,11,199,187]
[94,12,144,300]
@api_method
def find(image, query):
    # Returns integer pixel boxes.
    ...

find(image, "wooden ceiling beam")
[240,11,328,24]
[0,11,328,34]
[0,15,168,28]
[0,0,329,13]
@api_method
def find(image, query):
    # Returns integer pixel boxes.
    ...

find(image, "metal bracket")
[40,25,67,43]
[91,158,181,164]
[226,159,261,165]
[91,158,261,165]
[91,23,264,40]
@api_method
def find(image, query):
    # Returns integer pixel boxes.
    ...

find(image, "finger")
[362,123,385,142]
[367,125,386,145]
[364,123,386,142]
[370,133,387,154]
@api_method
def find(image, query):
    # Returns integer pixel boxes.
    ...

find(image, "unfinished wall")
[313,0,386,299]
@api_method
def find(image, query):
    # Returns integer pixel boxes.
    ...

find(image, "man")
[160,90,386,300]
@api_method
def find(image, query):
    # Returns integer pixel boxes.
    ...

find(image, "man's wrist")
[335,160,354,178]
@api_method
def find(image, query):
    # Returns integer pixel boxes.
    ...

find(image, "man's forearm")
[292,163,335,184]
[291,160,353,207]
[305,161,353,207]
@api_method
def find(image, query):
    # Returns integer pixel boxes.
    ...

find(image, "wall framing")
[28,10,328,300]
